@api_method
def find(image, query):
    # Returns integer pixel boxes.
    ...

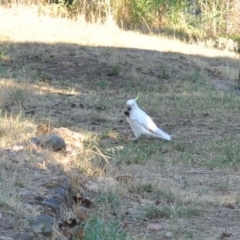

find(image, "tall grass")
[1,0,239,41]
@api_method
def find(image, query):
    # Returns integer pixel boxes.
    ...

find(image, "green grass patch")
[83,216,128,240]
[144,201,201,219]
[96,188,121,209]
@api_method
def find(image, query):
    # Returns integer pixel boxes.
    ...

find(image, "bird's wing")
[135,110,158,131]
[133,110,171,140]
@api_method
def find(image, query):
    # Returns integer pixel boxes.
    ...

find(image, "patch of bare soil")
[117,162,240,239]
[2,43,202,85]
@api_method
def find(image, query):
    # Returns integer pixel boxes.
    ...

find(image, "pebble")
[29,214,54,236]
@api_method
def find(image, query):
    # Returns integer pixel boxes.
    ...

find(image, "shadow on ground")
[0,41,239,131]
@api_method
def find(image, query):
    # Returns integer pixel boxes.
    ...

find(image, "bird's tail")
[156,128,171,141]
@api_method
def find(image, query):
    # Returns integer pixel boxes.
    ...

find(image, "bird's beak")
[127,106,132,111]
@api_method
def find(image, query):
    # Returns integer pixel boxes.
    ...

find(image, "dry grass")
[1,5,239,58]
[1,5,240,240]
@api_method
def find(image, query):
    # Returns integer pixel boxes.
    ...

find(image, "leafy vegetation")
[2,0,240,41]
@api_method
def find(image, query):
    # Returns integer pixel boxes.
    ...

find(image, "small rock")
[51,127,85,146]
[0,231,35,240]
[48,187,67,199]
[41,198,60,214]
[29,134,66,151]
[29,214,53,236]
[165,231,173,238]
[96,106,105,110]
[22,202,45,215]
[44,135,66,151]
[12,232,35,240]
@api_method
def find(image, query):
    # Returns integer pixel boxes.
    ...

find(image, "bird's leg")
[132,137,139,143]
[131,134,140,142]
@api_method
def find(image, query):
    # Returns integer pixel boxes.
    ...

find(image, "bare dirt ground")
[1,6,240,240]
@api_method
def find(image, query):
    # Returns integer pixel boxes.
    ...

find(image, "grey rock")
[29,134,66,151]
[44,135,66,150]
[29,214,54,236]
[0,231,35,240]
[29,136,42,146]
[165,231,173,238]
[48,187,66,197]
[41,198,60,214]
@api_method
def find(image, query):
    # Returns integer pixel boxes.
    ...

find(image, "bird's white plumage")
[125,98,171,141]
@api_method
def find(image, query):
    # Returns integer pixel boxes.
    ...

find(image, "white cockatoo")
[124,96,171,141]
